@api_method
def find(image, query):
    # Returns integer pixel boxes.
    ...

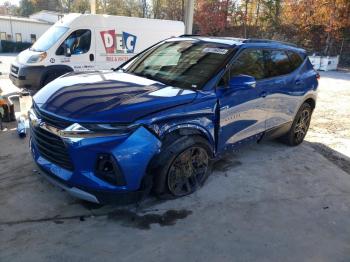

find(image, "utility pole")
[9,8,13,41]
[90,0,96,14]
[184,0,194,34]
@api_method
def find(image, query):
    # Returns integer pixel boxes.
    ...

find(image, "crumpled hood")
[33,71,197,123]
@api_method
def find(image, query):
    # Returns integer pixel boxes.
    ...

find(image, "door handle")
[260,91,267,98]
[275,80,285,85]
[295,79,302,86]
[89,54,94,62]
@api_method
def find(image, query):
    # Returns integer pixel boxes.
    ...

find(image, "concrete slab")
[0,69,350,261]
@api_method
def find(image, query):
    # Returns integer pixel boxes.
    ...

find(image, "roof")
[55,13,184,30]
[177,35,305,53]
[0,15,52,25]
[176,36,245,46]
[30,10,64,16]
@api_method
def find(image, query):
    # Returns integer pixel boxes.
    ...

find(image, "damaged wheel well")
[146,127,214,178]
[304,98,316,110]
[161,128,214,151]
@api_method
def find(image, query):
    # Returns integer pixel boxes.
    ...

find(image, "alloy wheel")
[167,146,209,196]
[294,109,310,143]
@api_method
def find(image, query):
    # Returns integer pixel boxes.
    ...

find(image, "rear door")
[217,48,268,151]
[261,49,300,129]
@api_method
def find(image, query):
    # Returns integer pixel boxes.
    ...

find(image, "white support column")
[90,0,96,14]
[184,0,194,34]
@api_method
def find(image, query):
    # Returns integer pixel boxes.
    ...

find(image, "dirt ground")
[0,65,350,261]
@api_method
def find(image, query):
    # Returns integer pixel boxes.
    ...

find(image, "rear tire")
[153,135,213,199]
[281,102,313,146]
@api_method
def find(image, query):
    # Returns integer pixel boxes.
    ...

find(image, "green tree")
[18,0,35,16]
[72,0,90,13]
[32,0,62,12]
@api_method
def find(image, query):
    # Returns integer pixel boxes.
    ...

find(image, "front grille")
[11,65,19,74]
[33,104,71,129]
[31,125,74,171]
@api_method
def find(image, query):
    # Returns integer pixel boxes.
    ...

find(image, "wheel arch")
[40,65,73,87]
[304,97,316,110]
[145,124,215,180]
[160,124,215,155]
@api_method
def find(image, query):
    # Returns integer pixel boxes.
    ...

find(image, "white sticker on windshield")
[202,48,228,55]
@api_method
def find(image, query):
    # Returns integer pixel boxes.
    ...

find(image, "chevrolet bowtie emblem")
[28,109,42,127]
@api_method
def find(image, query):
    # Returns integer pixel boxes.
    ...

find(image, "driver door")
[217,49,268,151]
[54,29,95,72]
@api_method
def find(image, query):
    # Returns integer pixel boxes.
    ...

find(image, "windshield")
[31,26,69,52]
[126,40,234,90]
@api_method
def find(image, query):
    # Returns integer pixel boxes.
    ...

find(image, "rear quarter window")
[287,51,304,71]
[264,50,293,77]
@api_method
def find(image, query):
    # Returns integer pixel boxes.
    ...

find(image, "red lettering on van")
[100,30,116,54]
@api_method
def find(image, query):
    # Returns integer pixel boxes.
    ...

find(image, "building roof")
[0,15,53,25]
[30,10,64,16]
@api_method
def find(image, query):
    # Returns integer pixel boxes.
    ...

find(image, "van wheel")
[153,136,212,199]
[281,103,312,146]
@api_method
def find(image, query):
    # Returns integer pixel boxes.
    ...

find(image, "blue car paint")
[216,81,267,151]
[30,37,318,203]
[34,72,197,123]
[31,126,161,191]
[138,90,218,152]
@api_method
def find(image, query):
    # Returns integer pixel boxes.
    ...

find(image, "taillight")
[316,72,320,80]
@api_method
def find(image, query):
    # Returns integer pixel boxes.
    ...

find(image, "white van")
[10,13,184,91]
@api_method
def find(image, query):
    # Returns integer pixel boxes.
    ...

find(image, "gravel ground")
[0,55,350,261]
[306,70,350,173]
[0,53,16,78]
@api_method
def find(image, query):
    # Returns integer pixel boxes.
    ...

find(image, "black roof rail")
[178,34,201,37]
[243,39,297,47]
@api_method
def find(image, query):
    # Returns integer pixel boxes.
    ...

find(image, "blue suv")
[29,36,318,203]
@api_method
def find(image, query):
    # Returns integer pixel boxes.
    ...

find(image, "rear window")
[287,51,304,71]
[265,50,292,77]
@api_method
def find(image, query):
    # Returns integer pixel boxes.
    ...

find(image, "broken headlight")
[60,123,139,138]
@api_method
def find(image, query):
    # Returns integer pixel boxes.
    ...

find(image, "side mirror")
[229,74,256,90]
[64,44,71,57]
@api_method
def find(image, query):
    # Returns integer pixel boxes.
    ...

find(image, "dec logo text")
[100,30,137,54]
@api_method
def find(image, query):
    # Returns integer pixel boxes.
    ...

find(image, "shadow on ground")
[305,141,350,175]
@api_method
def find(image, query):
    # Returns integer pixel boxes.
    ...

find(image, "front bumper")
[30,126,161,203]
[9,62,45,90]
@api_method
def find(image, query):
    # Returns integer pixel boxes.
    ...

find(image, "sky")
[0,0,20,6]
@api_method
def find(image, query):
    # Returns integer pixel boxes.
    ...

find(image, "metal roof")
[0,15,52,25]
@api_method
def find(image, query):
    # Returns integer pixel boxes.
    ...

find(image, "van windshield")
[126,40,235,90]
[30,26,69,52]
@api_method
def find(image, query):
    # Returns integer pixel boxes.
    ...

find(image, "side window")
[56,29,91,56]
[230,49,265,80]
[287,51,303,71]
[265,50,292,77]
